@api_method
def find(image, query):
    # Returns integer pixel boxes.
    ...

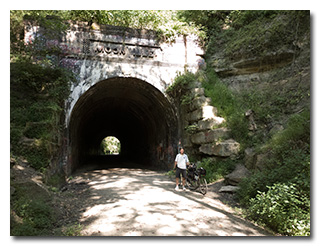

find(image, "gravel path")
[63,167,272,236]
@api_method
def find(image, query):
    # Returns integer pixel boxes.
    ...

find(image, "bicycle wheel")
[199,178,208,195]
[186,178,199,190]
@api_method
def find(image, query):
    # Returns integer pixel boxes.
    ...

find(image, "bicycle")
[186,163,208,195]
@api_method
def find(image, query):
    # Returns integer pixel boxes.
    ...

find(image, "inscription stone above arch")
[24,22,204,126]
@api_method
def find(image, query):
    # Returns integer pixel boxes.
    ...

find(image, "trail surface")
[63,167,271,236]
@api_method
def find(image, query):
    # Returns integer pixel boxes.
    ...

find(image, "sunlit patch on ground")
[75,167,271,236]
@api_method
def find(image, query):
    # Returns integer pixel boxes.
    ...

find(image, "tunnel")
[68,77,179,173]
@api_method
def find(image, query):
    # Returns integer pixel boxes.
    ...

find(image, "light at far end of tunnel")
[100,136,121,155]
[68,77,179,173]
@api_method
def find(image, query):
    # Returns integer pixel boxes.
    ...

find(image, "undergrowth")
[10,57,73,236]
[237,110,310,236]
[198,158,237,184]
[10,183,56,236]
[167,66,310,236]
[10,57,73,171]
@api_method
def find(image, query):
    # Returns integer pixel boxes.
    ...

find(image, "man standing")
[174,147,190,191]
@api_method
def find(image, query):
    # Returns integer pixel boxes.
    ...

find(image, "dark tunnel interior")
[68,77,179,173]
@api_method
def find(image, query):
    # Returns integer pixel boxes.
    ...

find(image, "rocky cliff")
[206,11,310,172]
[168,11,310,175]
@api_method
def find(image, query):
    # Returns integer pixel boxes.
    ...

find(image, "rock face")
[205,13,310,175]
[178,82,240,158]
[219,185,240,193]
[244,147,256,170]
[186,105,218,122]
[225,164,251,186]
[199,139,240,157]
[197,118,225,131]
[191,128,231,145]
[214,51,295,79]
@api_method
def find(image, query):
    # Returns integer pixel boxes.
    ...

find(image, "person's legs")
[182,169,187,190]
[175,168,181,190]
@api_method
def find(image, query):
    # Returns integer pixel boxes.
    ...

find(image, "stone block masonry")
[24,20,205,174]
[199,139,240,157]
[24,21,204,126]
[180,82,240,158]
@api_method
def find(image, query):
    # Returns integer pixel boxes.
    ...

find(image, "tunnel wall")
[67,77,180,174]
[22,22,204,174]
[57,23,203,127]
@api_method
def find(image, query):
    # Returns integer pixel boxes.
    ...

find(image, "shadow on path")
[65,165,273,236]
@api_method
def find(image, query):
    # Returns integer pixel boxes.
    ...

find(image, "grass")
[10,182,56,236]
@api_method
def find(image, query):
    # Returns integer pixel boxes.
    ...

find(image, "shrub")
[264,109,310,155]
[166,71,196,96]
[11,184,56,236]
[237,110,310,204]
[10,58,72,171]
[198,158,236,183]
[11,199,56,236]
[248,182,310,236]
[237,110,310,235]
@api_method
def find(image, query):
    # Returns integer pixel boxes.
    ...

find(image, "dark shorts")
[176,167,187,179]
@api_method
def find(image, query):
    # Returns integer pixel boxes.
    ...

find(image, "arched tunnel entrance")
[68,77,179,173]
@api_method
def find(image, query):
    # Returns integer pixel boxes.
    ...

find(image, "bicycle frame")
[186,163,207,195]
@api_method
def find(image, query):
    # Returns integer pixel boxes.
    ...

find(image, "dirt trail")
[63,167,272,236]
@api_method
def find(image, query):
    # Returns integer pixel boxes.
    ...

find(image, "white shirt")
[175,153,189,169]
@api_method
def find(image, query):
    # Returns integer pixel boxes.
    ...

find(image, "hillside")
[10,10,310,236]
[171,10,310,236]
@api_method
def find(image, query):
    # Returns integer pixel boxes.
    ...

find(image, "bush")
[166,71,196,96]
[11,199,56,236]
[10,58,72,171]
[248,182,310,236]
[237,110,310,198]
[11,184,56,236]
[236,110,310,236]
[198,158,236,183]
[264,109,310,155]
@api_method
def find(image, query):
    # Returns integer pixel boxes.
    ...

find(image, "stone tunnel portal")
[68,77,179,173]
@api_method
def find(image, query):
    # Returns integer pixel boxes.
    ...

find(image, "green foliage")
[184,124,199,135]
[10,11,69,56]
[11,10,203,46]
[10,58,72,171]
[11,185,56,236]
[165,169,175,178]
[179,10,310,59]
[196,65,310,236]
[177,10,230,39]
[172,10,310,236]
[100,136,121,155]
[265,110,310,154]
[236,110,310,235]
[180,94,193,106]
[61,223,84,236]
[248,183,310,236]
[200,68,250,147]
[198,158,236,184]
[166,71,198,107]
[237,110,310,197]
[68,10,204,42]
[166,71,197,95]
[46,173,66,188]
[228,10,279,29]
[201,69,236,118]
